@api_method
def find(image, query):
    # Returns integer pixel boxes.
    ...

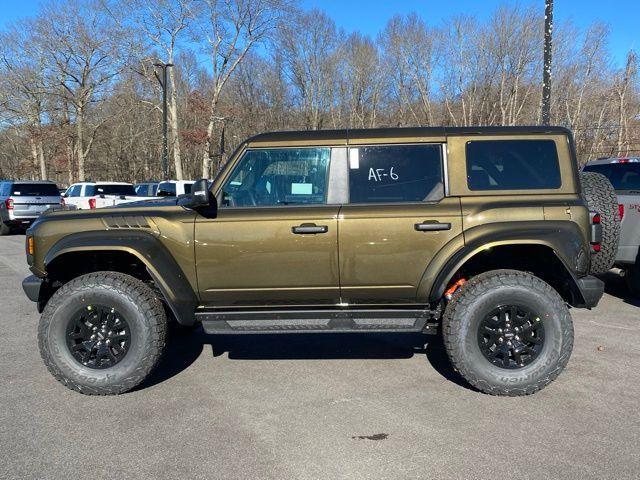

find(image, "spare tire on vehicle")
[579,171,620,274]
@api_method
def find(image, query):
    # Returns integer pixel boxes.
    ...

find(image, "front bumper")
[22,275,43,303]
[574,275,604,308]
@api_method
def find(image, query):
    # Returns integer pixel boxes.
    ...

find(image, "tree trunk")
[29,136,39,180]
[38,139,46,180]
[168,66,183,180]
[76,106,86,181]
[202,116,215,178]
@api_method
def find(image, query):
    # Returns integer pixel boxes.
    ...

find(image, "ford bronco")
[22,127,613,396]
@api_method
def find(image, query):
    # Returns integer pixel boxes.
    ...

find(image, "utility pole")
[154,62,173,180]
[541,0,553,126]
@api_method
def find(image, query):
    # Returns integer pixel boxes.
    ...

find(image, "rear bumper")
[22,275,43,303]
[574,275,604,309]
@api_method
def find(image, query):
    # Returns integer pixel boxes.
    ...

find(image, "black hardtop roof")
[246,125,572,144]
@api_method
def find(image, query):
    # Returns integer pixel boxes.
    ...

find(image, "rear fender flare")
[418,221,587,303]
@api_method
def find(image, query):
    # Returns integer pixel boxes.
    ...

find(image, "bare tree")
[278,9,340,131]
[107,0,198,180]
[35,0,131,181]
[196,0,290,178]
[0,20,50,179]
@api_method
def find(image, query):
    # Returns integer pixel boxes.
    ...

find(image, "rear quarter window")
[466,140,561,191]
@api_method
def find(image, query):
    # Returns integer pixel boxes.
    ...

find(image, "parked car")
[156,180,194,197]
[583,157,640,295]
[63,182,154,209]
[134,182,159,197]
[23,126,617,396]
[0,180,63,235]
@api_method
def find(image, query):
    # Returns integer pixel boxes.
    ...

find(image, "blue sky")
[1,0,638,65]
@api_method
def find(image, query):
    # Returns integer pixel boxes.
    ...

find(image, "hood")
[114,197,178,208]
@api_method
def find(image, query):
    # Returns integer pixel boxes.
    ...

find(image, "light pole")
[154,62,173,180]
[541,0,553,126]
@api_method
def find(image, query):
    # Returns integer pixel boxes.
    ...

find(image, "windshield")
[583,163,640,190]
[86,184,137,196]
[11,183,60,196]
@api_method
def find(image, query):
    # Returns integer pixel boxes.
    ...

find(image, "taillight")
[592,243,601,253]
[88,198,96,209]
[5,198,14,210]
[592,213,601,224]
[618,204,625,220]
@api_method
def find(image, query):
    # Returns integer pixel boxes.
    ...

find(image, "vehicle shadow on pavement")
[135,325,205,391]
[600,272,640,308]
[136,328,474,391]
[208,331,475,391]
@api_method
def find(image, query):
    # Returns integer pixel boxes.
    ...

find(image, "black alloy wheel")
[66,304,131,369]
[477,304,545,369]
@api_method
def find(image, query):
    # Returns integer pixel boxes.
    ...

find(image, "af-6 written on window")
[347,144,444,204]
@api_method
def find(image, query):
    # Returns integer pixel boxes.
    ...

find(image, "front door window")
[222,147,331,207]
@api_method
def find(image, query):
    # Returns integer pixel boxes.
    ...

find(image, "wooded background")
[1,0,638,185]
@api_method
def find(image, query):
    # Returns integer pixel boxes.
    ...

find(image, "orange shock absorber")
[444,278,467,300]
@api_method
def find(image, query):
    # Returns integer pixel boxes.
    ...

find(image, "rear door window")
[347,144,444,203]
[466,140,561,191]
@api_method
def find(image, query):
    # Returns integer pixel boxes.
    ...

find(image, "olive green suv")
[22,126,611,396]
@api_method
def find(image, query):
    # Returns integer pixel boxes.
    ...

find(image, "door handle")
[292,223,328,234]
[414,221,451,232]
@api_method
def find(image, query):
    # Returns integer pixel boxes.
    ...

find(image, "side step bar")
[196,309,437,334]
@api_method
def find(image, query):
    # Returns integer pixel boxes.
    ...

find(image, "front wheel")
[442,269,574,396]
[38,272,167,395]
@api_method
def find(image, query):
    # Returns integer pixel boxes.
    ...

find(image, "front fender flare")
[44,230,198,325]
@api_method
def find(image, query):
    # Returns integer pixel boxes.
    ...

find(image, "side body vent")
[103,215,150,229]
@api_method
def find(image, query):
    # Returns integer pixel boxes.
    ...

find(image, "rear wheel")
[38,272,167,395]
[580,171,620,274]
[442,269,573,396]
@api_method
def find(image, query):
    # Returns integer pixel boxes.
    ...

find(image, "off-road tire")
[0,222,10,236]
[580,171,620,274]
[442,269,574,396]
[38,272,167,395]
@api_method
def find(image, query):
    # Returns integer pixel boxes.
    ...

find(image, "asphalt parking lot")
[1,233,639,480]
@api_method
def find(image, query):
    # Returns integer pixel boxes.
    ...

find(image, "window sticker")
[349,148,360,169]
[291,183,313,195]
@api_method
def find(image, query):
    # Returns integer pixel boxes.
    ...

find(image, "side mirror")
[179,178,217,218]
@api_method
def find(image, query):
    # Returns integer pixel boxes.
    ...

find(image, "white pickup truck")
[63,182,154,210]
[583,157,640,295]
